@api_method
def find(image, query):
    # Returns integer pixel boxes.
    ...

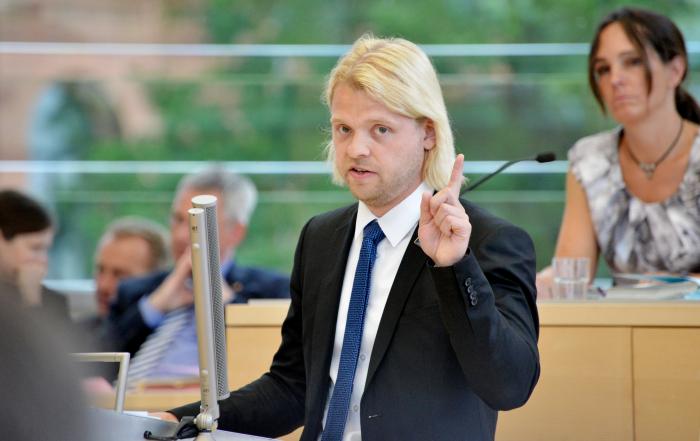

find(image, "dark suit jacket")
[171,200,540,441]
[104,261,290,356]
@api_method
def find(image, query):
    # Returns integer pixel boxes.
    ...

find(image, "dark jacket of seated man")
[104,261,290,356]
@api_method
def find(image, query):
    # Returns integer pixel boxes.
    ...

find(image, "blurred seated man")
[84,216,169,329]
[0,189,68,321]
[105,167,290,382]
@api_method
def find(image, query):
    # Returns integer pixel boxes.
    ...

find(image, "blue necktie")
[322,220,385,441]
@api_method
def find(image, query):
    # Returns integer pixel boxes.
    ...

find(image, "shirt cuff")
[138,296,166,328]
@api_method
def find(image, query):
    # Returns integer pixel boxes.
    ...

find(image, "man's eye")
[376,126,389,135]
[337,125,350,134]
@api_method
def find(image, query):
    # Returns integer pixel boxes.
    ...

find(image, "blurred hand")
[16,262,47,307]
[221,279,234,304]
[418,154,471,267]
[535,266,554,300]
[150,411,179,422]
[148,249,193,313]
[81,376,115,395]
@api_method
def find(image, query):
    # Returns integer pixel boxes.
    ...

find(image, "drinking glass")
[552,257,590,299]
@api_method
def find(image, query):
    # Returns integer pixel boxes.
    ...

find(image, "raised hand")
[148,248,194,313]
[418,154,471,267]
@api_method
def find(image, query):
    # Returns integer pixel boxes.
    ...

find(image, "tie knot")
[363,220,385,245]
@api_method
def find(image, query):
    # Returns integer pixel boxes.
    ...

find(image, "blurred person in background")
[105,167,290,381]
[84,216,169,330]
[0,189,68,321]
[0,286,95,441]
[81,218,168,392]
[537,7,700,297]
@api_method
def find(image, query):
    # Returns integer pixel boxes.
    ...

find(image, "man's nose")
[346,132,371,158]
[97,274,113,297]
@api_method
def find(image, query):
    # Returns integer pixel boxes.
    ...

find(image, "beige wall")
[0,0,212,164]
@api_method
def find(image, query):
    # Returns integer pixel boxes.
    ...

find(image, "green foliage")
[50,0,700,278]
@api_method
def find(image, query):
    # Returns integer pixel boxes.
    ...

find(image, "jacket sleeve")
[430,222,540,410]
[101,283,155,355]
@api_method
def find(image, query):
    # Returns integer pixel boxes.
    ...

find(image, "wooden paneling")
[223,302,700,441]
[633,328,700,441]
[227,303,301,441]
[497,327,634,441]
[226,327,282,389]
[538,301,700,327]
[89,389,199,412]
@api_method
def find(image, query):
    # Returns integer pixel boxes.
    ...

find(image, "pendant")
[639,162,655,180]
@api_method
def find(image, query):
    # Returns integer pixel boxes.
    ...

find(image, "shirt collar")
[355,182,433,247]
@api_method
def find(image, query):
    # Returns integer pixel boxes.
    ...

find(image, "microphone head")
[535,152,556,163]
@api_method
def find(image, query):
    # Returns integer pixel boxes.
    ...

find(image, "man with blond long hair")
[162,35,540,441]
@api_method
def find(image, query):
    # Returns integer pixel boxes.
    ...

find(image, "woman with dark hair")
[0,189,68,317]
[537,7,700,295]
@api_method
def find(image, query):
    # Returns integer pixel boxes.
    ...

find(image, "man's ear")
[422,119,436,151]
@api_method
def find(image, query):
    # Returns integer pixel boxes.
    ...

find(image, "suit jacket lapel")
[365,227,427,389]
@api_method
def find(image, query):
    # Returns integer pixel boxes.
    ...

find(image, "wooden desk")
[497,300,700,441]
[225,300,700,441]
[89,388,200,412]
[226,301,301,441]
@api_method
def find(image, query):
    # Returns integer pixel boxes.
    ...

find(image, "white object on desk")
[73,352,130,413]
[604,274,700,300]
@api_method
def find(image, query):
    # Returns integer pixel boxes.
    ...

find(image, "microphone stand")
[461,152,556,194]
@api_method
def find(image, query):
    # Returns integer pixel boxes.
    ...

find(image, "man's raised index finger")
[448,154,465,195]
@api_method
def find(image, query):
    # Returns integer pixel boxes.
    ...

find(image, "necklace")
[625,118,684,180]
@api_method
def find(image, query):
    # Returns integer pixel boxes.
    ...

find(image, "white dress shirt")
[321,182,432,441]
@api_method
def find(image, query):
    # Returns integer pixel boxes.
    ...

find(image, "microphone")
[461,152,556,194]
[186,195,230,439]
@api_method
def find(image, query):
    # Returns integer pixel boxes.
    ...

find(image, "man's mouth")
[347,167,377,180]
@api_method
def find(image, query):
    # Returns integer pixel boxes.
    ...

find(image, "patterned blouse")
[568,128,700,274]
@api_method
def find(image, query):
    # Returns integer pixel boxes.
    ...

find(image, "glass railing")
[1,41,698,281]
